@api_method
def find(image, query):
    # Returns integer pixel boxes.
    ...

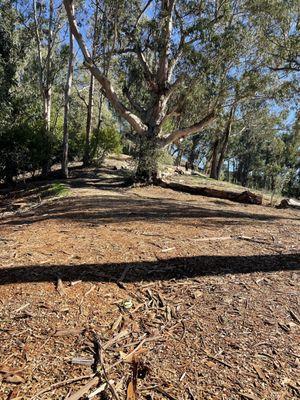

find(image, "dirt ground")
[0,166,299,400]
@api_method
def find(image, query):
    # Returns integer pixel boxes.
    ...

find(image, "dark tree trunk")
[188,135,199,168]
[209,139,219,179]
[216,128,230,179]
[236,162,249,187]
[135,131,159,183]
[175,145,183,166]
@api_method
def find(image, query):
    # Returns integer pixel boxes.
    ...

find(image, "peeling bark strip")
[157,179,263,205]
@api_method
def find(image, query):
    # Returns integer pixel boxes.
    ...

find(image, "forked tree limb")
[64,0,217,147]
[63,0,147,135]
[159,110,216,147]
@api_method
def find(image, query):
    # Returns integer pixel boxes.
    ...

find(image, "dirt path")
[0,167,299,399]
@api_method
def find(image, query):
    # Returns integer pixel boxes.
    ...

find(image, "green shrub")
[0,122,59,184]
[90,125,122,165]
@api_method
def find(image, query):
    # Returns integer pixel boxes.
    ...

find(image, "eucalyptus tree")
[28,0,68,173]
[62,3,74,178]
[0,1,18,125]
[228,102,286,188]
[248,0,300,74]
[82,0,100,166]
[63,0,298,182]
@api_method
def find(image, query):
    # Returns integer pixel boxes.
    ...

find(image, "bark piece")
[54,327,84,337]
[66,376,99,400]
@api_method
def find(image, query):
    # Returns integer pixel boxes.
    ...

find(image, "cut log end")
[277,198,300,209]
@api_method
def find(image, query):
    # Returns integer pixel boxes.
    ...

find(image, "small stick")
[103,329,130,350]
[154,386,178,400]
[30,374,94,399]
[79,284,96,305]
[14,303,30,313]
[66,377,99,400]
[192,236,232,242]
[88,381,112,399]
[204,351,232,368]
[93,332,120,400]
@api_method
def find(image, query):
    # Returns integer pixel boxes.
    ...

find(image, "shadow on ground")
[1,253,299,286]
[2,194,299,227]
[1,166,299,227]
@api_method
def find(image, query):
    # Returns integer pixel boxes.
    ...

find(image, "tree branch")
[63,0,147,134]
[123,86,146,116]
[159,110,216,147]
[136,48,158,92]
[157,0,177,87]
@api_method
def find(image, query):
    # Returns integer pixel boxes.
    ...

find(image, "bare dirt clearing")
[0,166,299,399]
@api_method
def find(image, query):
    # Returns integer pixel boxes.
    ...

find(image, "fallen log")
[156,179,262,205]
[278,198,300,210]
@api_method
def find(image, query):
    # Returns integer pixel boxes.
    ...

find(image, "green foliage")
[0,122,59,184]
[282,170,300,198]
[90,125,122,165]
[0,0,299,190]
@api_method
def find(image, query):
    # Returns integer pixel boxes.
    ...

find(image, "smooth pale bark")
[157,0,176,85]
[33,0,44,104]
[62,19,74,178]
[83,74,94,166]
[33,0,55,175]
[83,2,99,166]
[44,0,53,132]
[159,111,216,147]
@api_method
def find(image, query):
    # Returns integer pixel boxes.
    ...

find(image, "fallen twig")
[56,278,66,296]
[204,350,233,368]
[87,381,112,399]
[92,332,120,400]
[66,376,99,400]
[30,374,94,399]
[154,386,178,400]
[103,329,130,350]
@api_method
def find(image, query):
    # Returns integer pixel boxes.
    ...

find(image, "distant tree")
[31,0,66,173]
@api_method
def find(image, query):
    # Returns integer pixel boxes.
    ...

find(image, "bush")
[90,125,122,165]
[0,122,59,184]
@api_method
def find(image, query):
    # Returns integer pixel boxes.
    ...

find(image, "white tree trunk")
[62,17,74,178]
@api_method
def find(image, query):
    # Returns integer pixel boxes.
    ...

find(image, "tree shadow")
[0,253,299,286]
[2,192,298,227]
